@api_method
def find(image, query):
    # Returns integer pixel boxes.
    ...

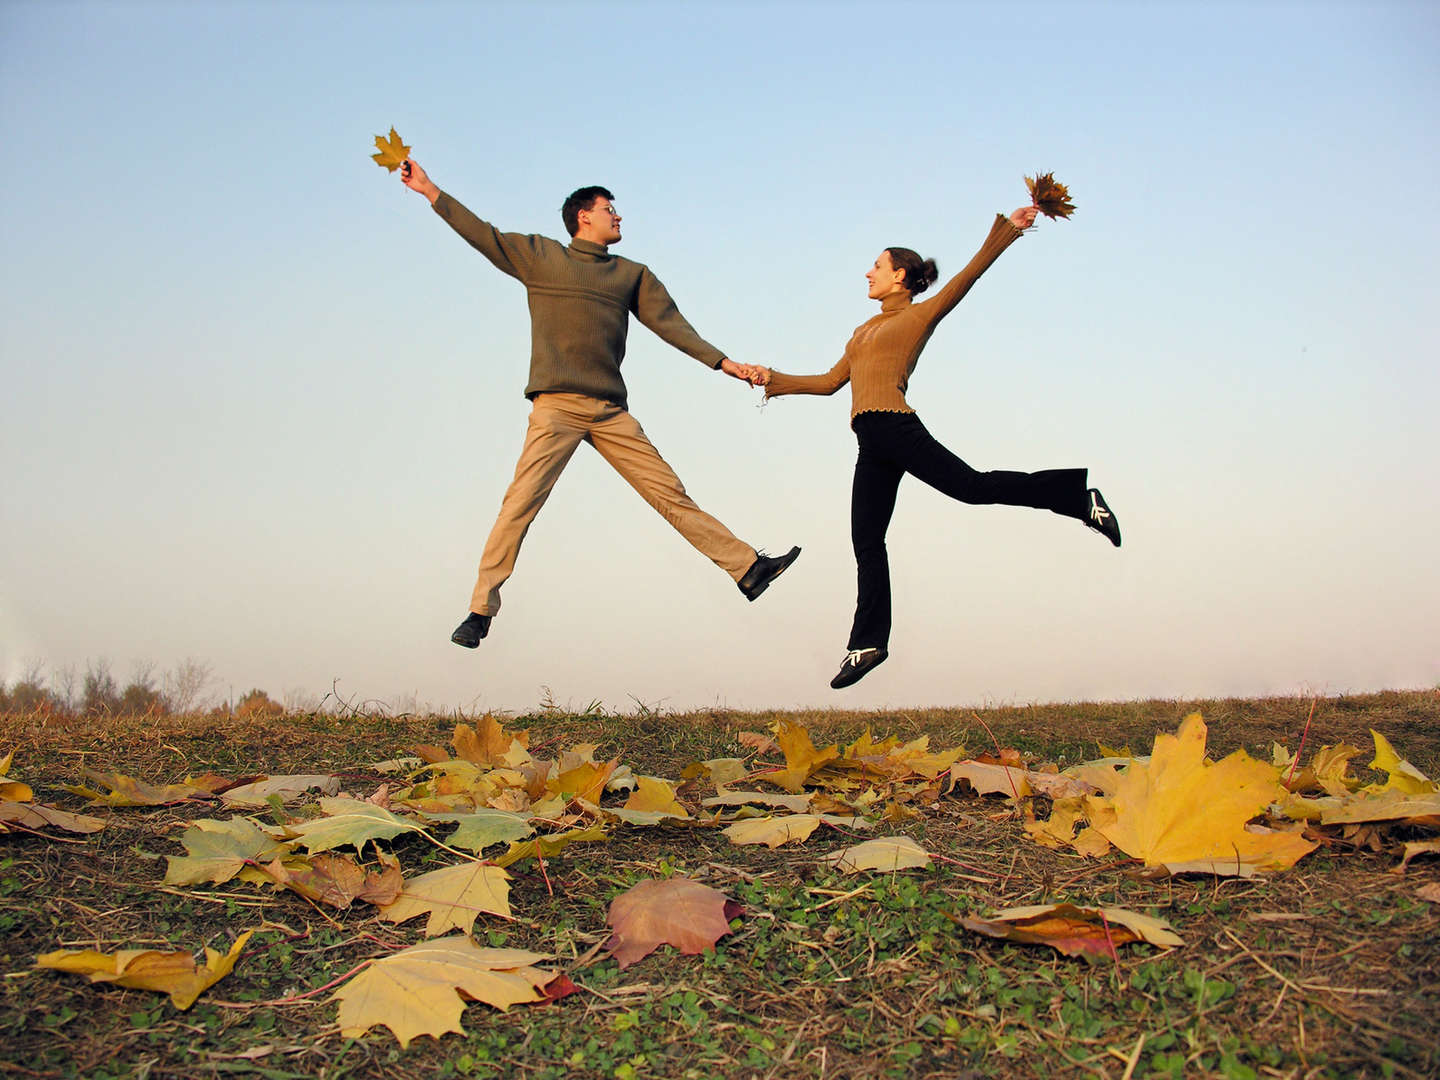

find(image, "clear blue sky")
[3,1,1437,714]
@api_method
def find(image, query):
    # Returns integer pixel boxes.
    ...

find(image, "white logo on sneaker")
[844,648,880,667]
[1089,492,1110,524]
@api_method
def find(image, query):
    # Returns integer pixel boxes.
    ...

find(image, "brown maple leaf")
[604,878,742,968]
[372,127,411,172]
[1025,172,1076,220]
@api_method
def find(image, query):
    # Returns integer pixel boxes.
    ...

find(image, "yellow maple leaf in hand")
[372,126,411,172]
[1087,713,1315,874]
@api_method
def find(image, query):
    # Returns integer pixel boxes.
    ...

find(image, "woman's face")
[866,250,907,301]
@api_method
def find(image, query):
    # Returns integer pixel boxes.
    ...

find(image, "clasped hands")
[719,359,773,388]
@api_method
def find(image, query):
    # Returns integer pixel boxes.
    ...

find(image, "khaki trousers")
[470,392,757,615]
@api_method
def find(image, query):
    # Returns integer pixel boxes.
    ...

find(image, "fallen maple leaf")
[1086,713,1316,875]
[687,757,749,791]
[0,750,31,802]
[286,798,427,853]
[822,835,932,874]
[1393,839,1440,874]
[737,730,779,755]
[371,126,410,172]
[1317,790,1440,826]
[380,863,512,936]
[259,853,403,909]
[493,823,607,869]
[66,769,215,807]
[702,791,813,813]
[453,716,531,767]
[623,776,690,818]
[37,931,252,1009]
[332,937,560,1047]
[422,809,534,853]
[724,814,822,848]
[959,903,1180,960]
[220,774,341,807]
[951,760,1033,799]
[164,817,293,886]
[604,878,742,969]
[1366,731,1437,795]
[764,719,840,793]
[0,798,107,835]
[548,757,618,805]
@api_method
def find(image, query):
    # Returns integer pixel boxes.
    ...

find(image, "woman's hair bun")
[886,247,940,296]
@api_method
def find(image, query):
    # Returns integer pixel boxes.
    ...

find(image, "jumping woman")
[753,201,1120,689]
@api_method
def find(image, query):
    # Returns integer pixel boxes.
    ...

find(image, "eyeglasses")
[589,204,620,218]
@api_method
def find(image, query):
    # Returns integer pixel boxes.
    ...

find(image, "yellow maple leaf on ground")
[453,715,531,767]
[0,749,32,802]
[333,938,561,1047]
[765,719,839,793]
[380,863,512,936]
[65,770,215,807]
[37,931,252,1010]
[822,835,932,874]
[1087,713,1316,875]
[724,814,822,849]
[371,126,410,172]
[1366,730,1437,795]
[622,776,689,817]
[493,823,607,868]
[1024,797,1087,849]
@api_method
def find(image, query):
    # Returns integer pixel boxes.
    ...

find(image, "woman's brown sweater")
[764,214,1023,418]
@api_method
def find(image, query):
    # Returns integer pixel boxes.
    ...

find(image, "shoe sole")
[451,635,480,649]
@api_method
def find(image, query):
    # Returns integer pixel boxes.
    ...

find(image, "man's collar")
[569,238,611,257]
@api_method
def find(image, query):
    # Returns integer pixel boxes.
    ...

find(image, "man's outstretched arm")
[399,158,544,280]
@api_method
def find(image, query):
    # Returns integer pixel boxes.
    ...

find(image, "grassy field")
[2,689,1437,1080]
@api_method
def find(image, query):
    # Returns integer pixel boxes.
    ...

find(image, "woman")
[754,203,1120,689]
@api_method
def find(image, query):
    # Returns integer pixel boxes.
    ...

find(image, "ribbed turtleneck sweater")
[433,191,727,409]
[764,214,1023,419]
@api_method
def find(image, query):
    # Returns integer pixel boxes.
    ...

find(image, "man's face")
[578,197,622,244]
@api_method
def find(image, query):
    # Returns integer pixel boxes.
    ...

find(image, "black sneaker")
[737,546,801,601]
[1085,488,1121,548]
[451,613,492,649]
[830,647,888,689]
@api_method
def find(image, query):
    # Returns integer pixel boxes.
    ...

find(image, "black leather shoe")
[1085,488,1121,548]
[737,546,801,601]
[830,647,888,689]
[451,613,491,649]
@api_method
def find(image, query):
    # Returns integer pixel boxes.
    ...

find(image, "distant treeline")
[0,659,283,718]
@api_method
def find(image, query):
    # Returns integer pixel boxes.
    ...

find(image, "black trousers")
[847,411,1088,651]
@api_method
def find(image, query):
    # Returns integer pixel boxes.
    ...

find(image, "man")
[400,160,800,648]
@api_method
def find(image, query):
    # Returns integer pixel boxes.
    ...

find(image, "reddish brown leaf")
[604,878,742,968]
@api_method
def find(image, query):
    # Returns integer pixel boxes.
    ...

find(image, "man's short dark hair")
[561,186,614,237]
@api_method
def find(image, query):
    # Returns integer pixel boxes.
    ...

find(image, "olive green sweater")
[764,214,1023,418]
[434,191,727,408]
